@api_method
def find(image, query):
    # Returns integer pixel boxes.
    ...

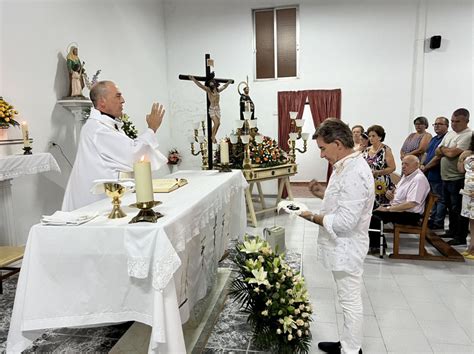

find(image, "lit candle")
[220,140,229,164]
[133,156,154,203]
[21,121,30,148]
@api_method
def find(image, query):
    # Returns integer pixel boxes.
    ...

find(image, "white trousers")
[332,271,363,354]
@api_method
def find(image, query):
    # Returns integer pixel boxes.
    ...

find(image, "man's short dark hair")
[367,124,386,142]
[313,118,354,148]
[453,108,470,120]
[352,124,364,132]
[89,81,113,107]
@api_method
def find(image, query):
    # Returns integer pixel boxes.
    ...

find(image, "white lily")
[247,267,270,287]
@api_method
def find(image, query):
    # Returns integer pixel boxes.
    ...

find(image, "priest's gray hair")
[313,118,354,149]
[90,81,114,107]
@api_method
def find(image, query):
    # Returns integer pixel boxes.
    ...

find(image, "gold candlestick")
[129,200,163,223]
[104,183,127,219]
[243,143,252,169]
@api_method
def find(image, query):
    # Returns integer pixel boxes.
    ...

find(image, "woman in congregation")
[359,131,369,151]
[457,133,474,260]
[363,125,396,208]
[400,116,432,160]
[352,124,365,151]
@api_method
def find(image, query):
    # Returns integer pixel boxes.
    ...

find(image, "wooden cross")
[179,53,234,170]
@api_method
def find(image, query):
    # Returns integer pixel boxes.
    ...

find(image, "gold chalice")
[104,182,127,219]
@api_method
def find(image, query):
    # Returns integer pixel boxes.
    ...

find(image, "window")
[254,6,298,80]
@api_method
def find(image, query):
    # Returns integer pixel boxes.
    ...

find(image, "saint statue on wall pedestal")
[66,44,86,99]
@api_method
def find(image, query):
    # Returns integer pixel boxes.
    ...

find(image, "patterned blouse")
[362,145,394,208]
[401,133,430,158]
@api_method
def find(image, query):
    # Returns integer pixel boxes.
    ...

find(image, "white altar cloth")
[7,170,247,353]
[0,153,60,246]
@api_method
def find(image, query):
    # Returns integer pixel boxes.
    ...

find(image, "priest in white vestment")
[62,81,167,211]
[300,119,374,354]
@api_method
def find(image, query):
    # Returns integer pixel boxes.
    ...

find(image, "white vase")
[168,164,179,174]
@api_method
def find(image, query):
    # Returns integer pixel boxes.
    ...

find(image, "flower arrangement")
[168,148,181,165]
[120,113,138,139]
[0,97,20,127]
[216,135,287,169]
[230,235,313,353]
[249,136,287,167]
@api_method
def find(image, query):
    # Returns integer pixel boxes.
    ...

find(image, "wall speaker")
[430,35,442,49]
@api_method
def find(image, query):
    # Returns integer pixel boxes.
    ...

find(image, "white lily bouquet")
[230,235,313,353]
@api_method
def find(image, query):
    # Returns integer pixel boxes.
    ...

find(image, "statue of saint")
[189,74,232,143]
[238,79,255,120]
[66,46,85,98]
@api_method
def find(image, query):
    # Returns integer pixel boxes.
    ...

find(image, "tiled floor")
[248,197,474,354]
[1,196,473,353]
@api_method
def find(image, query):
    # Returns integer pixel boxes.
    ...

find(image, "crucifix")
[179,53,234,170]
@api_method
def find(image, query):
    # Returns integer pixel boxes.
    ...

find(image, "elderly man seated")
[368,155,430,253]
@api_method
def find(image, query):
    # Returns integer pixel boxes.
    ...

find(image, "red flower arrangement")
[168,148,181,165]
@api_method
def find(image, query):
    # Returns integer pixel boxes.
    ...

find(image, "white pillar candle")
[21,121,30,148]
[220,140,229,164]
[133,156,154,203]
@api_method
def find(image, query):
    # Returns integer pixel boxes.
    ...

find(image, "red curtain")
[277,89,342,193]
[277,91,307,198]
[306,89,342,181]
[277,91,308,152]
[306,89,342,126]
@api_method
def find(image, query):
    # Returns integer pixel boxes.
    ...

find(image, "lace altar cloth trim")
[0,153,60,181]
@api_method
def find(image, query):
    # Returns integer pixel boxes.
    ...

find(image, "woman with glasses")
[400,116,432,160]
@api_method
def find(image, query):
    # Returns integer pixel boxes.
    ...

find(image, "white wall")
[422,0,473,119]
[1,0,472,242]
[164,0,472,186]
[0,0,170,244]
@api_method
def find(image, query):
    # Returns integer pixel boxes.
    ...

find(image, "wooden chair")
[0,246,25,294]
[389,193,437,260]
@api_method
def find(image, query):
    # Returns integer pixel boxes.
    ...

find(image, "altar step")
[109,268,232,354]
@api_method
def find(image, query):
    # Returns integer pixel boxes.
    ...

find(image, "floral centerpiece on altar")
[0,97,20,128]
[230,235,313,353]
[168,148,181,165]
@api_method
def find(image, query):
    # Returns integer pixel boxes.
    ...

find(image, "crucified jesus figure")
[189,75,232,143]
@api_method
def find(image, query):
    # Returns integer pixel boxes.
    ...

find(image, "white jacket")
[62,108,167,211]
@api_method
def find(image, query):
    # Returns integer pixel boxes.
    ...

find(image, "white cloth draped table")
[7,170,248,353]
[0,152,60,246]
[0,153,60,181]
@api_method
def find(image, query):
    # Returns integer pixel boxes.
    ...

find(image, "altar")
[7,170,247,353]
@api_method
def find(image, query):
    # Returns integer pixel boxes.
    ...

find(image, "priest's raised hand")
[146,102,165,133]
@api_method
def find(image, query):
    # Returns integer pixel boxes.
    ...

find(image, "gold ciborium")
[104,183,127,219]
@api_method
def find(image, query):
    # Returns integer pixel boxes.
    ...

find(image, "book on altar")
[152,178,188,193]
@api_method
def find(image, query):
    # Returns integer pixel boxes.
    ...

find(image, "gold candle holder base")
[215,163,232,172]
[104,183,127,219]
[129,200,163,224]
